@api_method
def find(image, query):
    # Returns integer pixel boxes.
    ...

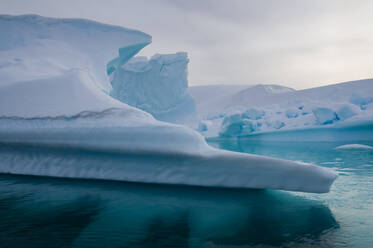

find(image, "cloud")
[1,0,372,89]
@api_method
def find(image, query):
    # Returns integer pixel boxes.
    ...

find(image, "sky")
[1,0,372,90]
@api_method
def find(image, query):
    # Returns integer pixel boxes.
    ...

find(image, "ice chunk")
[267,120,285,129]
[312,108,339,125]
[110,52,196,122]
[285,109,299,119]
[335,144,373,150]
[106,43,150,75]
[220,114,260,137]
[198,120,211,132]
[241,108,265,120]
[350,94,373,109]
[336,104,358,121]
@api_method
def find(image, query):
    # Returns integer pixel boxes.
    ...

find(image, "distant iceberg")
[188,80,373,138]
[0,14,337,193]
[335,144,373,150]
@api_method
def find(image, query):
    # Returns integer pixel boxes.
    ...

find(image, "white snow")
[188,80,373,138]
[110,52,196,122]
[312,108,339,125]
[0,14,151,91]
[335,144,373,150]
[0,14,338,193]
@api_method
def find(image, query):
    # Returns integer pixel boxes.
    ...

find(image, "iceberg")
[110,52,196,122]
[335,144,373,150]
[188,80,373,138]
[0,14,337,193]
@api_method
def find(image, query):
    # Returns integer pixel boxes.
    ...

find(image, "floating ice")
[188,80,373,138]
[335,144,373,150]
[0,14,337,193]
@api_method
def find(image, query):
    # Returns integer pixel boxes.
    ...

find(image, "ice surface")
[0,14,337,193]
[335,144,373,150]
[336,105,358,121]
[0,14,151,91]
[110,52,196,122]
[0,128,337,193]
[242,108,265,120]
[220,114,261,137]
[312,108,339,125]
[188,80,373,138]
[285,109,299,119]
[0,69,139,118]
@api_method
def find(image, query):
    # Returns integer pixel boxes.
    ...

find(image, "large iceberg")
[189,81,373,138]
[0,14,337,193]
[110,52,196,122]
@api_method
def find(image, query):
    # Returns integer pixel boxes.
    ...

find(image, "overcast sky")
[1,0,373,89]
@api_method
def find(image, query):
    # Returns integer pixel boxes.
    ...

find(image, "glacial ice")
[242,108,265,120]
[220,114,261,137]
[336,105,358,121]
[188,80,373,138]
[285,109,299,119]
[312,108,339,125]
[110,52,196,122]
[0,14,338,193]
[0,14,152,91]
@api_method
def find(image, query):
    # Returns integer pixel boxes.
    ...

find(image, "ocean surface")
[0,139,372,247]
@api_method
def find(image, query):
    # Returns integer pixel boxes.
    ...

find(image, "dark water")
[0,140,372,247]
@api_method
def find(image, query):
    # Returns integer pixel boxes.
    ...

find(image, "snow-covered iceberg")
[110,52,196,122]
[0,14,337,193]
[189,81,373,138]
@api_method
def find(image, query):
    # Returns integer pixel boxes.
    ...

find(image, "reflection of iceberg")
[0,14,337,193]
[0,175,339,247]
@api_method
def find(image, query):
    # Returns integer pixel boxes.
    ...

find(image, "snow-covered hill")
[189,80,373,138]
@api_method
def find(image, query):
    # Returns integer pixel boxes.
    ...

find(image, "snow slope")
[0,15,337,193]
[0,14,151,91]
[189,80,373,138]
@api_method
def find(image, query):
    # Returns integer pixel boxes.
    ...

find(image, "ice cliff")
[110,52,196,122]
[0,14,337,193]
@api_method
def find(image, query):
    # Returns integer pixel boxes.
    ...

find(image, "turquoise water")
[0,140,372,247]
[209,140,373,248]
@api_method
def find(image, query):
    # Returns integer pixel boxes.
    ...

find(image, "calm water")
[0,140,372,247]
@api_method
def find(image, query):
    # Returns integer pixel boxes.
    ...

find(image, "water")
[0,140,372,247]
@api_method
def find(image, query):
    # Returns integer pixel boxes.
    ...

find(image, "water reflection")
[0,175,338,247]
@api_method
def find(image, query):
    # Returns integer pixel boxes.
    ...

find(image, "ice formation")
[0,14,337,193]
[189,80,373,138]
[335,144,373,150]
[0,14,151,92]
[110,52,196,122]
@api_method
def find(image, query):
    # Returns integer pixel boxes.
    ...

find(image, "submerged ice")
[0,14,337,193]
